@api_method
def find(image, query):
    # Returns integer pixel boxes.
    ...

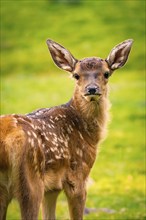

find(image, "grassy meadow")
[1,1,145,220]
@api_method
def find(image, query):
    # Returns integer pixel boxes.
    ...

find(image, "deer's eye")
[104,72,110,79]
[73,73,80,80]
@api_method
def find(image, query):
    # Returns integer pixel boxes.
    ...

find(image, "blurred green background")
[1,0,145,219]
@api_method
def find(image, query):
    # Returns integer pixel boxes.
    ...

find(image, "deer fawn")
[0,39,133,220]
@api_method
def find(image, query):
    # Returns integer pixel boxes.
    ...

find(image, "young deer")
[0,39,133,220]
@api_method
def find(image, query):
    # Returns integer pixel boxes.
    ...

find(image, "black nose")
[88,87,97,95]
[85,85,102,96]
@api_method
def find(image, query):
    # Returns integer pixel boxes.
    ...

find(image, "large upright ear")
[46,39,77,72]
[106,39,133,70]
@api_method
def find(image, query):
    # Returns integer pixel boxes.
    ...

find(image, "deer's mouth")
[84,94,101,102]
[84,85,102,102]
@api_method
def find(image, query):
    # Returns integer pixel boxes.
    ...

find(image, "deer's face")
[73,58,111,102]
[47,39,133,102]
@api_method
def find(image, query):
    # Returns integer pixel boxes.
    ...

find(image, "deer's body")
[0,39,133,220]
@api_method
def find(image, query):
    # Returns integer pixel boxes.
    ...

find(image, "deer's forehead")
[75,58,109,73]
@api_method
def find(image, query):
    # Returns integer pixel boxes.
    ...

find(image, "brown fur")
[0,39,133,220]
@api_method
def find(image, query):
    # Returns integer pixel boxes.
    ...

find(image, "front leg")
[64,178,86,220]
[42,190,60,220]
[66,191,86,220]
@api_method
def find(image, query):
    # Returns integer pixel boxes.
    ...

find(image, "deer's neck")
[70,89,110,143]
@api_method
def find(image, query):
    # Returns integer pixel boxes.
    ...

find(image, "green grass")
[1,0,145,219]
[1,0,145,76]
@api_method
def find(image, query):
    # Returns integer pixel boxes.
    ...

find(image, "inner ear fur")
[46,39,78,72]
[106,39,133,70]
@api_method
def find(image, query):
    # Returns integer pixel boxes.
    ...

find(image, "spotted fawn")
[0,39,133,220]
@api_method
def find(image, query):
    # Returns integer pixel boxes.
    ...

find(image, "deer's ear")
[46,39,77,72]
[106,39,133,70]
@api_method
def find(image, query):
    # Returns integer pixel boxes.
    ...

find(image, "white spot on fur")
[35,112,42,116]
[12,117,18,125]
[76,148,83,157]
[43,133,49,141]
[55,154,62,160]
[66,135,70,141]
[51,124,55,128]
[28,137,33,145]
[60,148,64,153]
[50,147,55,152]
[78,132,84,140]
[42,124,46,130]
[58,137,64,143]
[50,119,54,124]
[47,124,51,129]
[46,159,55,164]
[69,125,73,129]
[37,138,42,146]
[42,121,46,126]
[27,131,32,136]
[32,131,37,138]
[30,138,35,147]
[64,140,68,148]
[67,127,72,134]
[46,149,50,153]
[52,141,59,146]
[42,143,45,149]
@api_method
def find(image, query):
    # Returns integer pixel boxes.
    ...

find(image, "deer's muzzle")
[84,85,102,97]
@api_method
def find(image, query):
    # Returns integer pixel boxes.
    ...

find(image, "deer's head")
[47,39,133,102]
